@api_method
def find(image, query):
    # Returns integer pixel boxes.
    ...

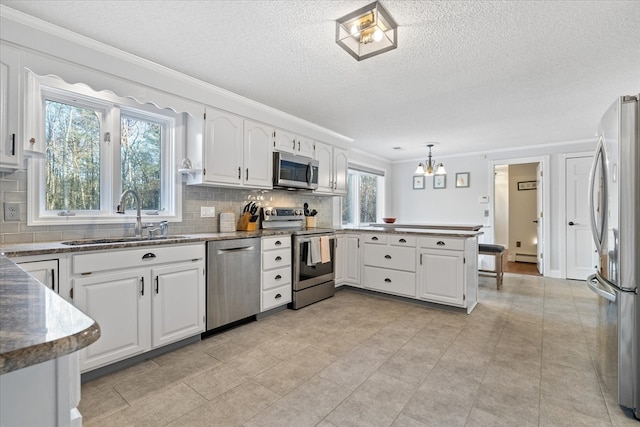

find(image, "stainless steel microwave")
[273,152,319,190]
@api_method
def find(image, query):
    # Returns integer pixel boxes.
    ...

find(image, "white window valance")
[21,50,203,118]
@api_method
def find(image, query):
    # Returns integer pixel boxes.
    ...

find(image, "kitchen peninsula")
[0,255,100,426]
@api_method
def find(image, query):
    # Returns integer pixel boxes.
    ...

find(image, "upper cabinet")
[186,107,272,189]
[0,43,22,171]
[273,128,314,158]
[314,141,348,195]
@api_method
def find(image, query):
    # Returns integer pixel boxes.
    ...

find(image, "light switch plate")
[201,207,215,217]
[4,202,20,221]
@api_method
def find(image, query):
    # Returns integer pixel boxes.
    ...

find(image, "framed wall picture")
[433,175,446,189]
[517,180,537,191]
[455,172,470,188]
[413,175,425,190]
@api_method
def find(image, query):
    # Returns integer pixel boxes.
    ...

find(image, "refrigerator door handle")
[587,273,616,302]
[588,138,608,255]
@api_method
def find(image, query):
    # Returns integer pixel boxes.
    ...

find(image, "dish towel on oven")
[320,236,331,263]
[307,238,321,266]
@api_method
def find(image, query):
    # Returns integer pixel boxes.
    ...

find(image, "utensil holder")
[237,213,257,231]
[306,217,316,228]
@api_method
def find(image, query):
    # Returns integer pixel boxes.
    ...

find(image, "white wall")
[390,140,597,278]
[494,165,509,247]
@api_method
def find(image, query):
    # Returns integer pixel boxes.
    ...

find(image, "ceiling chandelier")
[335,1,398,61]
[415,144,446,176]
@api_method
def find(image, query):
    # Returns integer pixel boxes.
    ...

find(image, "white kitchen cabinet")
[336,234,361,287]
[363,233,416,297]
[261,235,292,311]
[314,141,348,195]
[16,259,59,293]
[73,268,150,372]
[151,262,205,348]
[71,243,205,372]
[186,108,272,189]
[273,127,314,158]
[0,43,22,171]
[417,236,478,313]
[243,119,273,188]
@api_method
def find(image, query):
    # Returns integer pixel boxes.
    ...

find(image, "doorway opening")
[489,156,550,277]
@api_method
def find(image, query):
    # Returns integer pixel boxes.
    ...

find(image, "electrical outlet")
[4,202,20,221]
[516,241,521,248]
[200,207,215,217]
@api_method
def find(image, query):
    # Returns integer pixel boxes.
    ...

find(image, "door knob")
[533,220,538,223]
[568,221,577,226]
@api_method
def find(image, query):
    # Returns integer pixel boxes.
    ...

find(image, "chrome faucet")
[116,189,142,237]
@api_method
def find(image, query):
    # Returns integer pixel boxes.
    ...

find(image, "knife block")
[237,213,257,231]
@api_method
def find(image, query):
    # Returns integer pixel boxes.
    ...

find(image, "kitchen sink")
[61,236,188,245]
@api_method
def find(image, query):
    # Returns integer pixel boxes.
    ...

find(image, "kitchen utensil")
[249,202,258,215]
[303,202,310,216]
[250,215,258,222]
[310,209,317,216]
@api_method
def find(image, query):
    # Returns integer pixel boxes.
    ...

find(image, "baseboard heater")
[514,253,537,263]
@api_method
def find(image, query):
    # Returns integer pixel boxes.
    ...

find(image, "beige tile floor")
[80,274,639,426]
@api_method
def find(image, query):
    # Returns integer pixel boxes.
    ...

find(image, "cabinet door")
[273,128,296,153]
[17,259,58,293]
[335,235,346,285]
[344,235,361,286]
[332,147,348,195]
[314,141,334,194]
[203,107,243,185]
[296,135,315,158]
[418,250,464,307]
[0,44,21,171]
[243,120,273,188]
[73,269,150,371]
[150,262,205,348]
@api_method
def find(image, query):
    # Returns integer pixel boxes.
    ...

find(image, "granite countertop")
[339,225,484,238]
[1,229,296,258]
[0,256,100,374]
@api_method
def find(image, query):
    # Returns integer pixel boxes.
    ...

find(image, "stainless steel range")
[261,207,336,309]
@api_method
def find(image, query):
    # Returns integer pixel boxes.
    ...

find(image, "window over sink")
[27,74,183,225]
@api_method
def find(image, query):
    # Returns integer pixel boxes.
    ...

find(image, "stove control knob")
[264,209,272,216]
[295,209,302,215]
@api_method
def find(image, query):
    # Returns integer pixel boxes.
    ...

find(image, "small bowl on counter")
[382,217,396,224]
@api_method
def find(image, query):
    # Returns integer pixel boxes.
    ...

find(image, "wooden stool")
[478,244,505,289]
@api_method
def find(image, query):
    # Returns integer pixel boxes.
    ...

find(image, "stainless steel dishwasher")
[206,238,261,331]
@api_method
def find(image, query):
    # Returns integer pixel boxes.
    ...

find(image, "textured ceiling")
[2,1,639,161]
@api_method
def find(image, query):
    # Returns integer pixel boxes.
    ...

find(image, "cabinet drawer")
[262,248,291,270]
[364,245,416,272]
[262,266,291,290]
[262,236,291,251]
[389,235,417,247]
[419,236,465,251]
[262,284,291,311]
[72,244,205,275]
[363,234,387,244]
[364,266,416,297]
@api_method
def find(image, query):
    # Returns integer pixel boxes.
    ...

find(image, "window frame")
[27,75,183,226]
[341,165,386,227]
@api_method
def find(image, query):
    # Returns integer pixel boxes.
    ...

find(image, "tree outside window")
[342,168,384,226]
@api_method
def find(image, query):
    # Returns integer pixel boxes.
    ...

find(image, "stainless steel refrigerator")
[587,94,639,419]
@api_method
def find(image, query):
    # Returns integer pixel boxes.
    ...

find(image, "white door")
[73,269,150,371]
[566,156,595,280]
[203,107,243,185]
[314,141,333,193]
[150,262,205,348]
[536,163,544,274]
[243,120,273,188]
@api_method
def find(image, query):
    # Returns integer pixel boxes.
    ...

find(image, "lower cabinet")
[261,235,292,311]
[363,233,416,297]
[335,234,361,287]
[417,236,478,313]
[71,244,205,372]
[15,258,59,293]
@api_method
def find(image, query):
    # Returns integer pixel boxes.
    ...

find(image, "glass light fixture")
[336,1,398,61]
[415,144,446,176]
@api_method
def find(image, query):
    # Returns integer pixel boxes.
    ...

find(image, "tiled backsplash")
[0,169,335,245]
